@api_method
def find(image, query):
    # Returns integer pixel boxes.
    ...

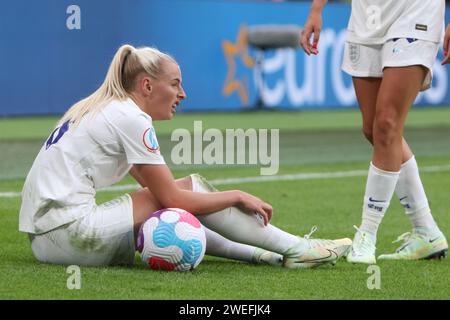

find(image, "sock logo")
[399,196,411,209]
[368,203,383,212]
[369,197,386,203]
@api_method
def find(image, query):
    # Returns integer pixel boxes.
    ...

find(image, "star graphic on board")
[222,25,254,105]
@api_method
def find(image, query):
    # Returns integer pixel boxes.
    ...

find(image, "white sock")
[360,162,400,236]
[204,226,256,263]
[199,207,303,255]
[395,156,439,233]
[191,174,305,255]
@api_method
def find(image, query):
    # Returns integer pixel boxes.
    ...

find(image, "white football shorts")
[342,38,439,91]
[28,194,136,266]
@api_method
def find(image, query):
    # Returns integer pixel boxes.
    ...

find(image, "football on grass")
[137,208,206,271]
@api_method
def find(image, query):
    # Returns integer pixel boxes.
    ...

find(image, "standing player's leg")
[379,151,448,260]
[353,76,381,145]
[351,72,448,261]
[347,77,382,263]
[347,65,426,264]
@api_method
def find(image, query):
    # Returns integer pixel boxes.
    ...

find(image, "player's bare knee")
[132,187,156,203]
[373,114,400,147]
[131,189,161,222]
[362,127,374,144]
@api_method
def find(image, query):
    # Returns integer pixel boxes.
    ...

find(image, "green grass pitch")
[1,107,449,299]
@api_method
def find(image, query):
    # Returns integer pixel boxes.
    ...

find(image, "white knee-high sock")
[199,207,302,255]
[360,162,400,236]
[191,174,304,255]
[395,156,439,233]
[204,226,256,263]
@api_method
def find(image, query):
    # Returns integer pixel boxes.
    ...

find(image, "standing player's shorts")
[342,38,439,91]
[28,194,135,266]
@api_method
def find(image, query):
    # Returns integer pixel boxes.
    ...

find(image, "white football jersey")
[347,0,445,45]
[19,98,165,234]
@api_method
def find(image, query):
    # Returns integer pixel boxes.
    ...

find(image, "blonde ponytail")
[58,44,175,127]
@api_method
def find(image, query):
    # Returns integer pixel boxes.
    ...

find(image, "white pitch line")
[0,191,23,198]
[2,164,450,199]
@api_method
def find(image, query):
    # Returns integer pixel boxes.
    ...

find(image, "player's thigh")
[376,66,427,127]
[376,38,436,124]
[352,77,382,142]
[382,39,438,92]
[342,42,383,141]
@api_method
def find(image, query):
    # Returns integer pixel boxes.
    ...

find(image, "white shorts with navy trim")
[342,38,439,91]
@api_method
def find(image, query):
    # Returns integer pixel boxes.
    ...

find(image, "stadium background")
[2,0,450,116]
[1,0,450,300]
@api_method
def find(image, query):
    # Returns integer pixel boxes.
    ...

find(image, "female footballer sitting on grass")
[19,44,351,269]
[301,0,448,263]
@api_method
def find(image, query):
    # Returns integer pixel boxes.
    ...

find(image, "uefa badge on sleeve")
[142,127,160,153]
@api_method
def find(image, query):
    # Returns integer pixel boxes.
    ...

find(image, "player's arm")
[300,0,328,55]
[442,23,450,65]
[133,163,273,225]
[129,165,146,187]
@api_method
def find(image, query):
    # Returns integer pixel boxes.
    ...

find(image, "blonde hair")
[58,44,176,127]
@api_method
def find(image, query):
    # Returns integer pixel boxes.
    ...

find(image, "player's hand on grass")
[442,23,450,65]
[236,191,273,226]
[300,12,322,55]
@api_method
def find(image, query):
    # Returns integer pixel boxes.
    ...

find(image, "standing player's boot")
[346,226,377,264]
[378,228,448,260]
[252,248,283,266]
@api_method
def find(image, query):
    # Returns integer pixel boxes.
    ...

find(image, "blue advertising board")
[0,0,449,116]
